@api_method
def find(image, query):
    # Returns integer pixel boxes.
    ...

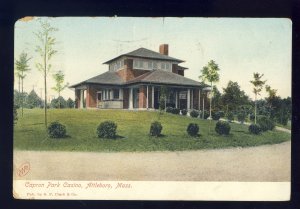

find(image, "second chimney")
[159,44,169,55]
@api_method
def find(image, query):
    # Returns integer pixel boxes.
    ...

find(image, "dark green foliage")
[166,106,173,113]
[226,111,234,122]
[66,98,75,108]
[257,116,275,132]
[218,111,225,118]
[97,121,117,139]
[212,111,221,120]
[187,123,199,136]
[50,96,67,108]
[26,90,42,108]
[47,121,67,138]
[150,121,163,137]
[249,124,261,135]
[13,104,18,123]
[203,110,210,119]
[277,114,289,126]
[190,110,199,118]
[215,121,231,135]
[237,112,246,123]
[249,113,255,121]
[172,108,180,114]
[181,109,187,116]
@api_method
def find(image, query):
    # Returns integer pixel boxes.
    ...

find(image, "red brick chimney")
[159,44,168,55]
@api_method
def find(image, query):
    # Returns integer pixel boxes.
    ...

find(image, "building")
[70,44,209,110]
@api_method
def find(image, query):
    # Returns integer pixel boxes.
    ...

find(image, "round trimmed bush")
[150,121,163,137]
[257,116,275,132]
[203,110,210,119]
[237,112,246,124]
[181,109,187,116]
[215,121,231,135]
[187,123,199,136]
[97,121,117,139]
[172,108,180,115]
[190,110,199,118]
[48,121,67,138]
[249,124,261,135]
[212,111,221,120]
[226,112,234,122]
[166,106,173,113]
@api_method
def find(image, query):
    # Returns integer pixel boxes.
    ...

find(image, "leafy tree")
[50,96,67,108]
[212,86,222,111]
[52,70,69,108]
[221,81,250,113]
[34,19,58,127]
[15,52,31,116]
[250,73,266,124]
[27,89,42,108]
[200,60,220,119]
[66,98,75,108]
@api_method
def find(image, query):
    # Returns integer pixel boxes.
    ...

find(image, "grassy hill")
[14,109,291,152]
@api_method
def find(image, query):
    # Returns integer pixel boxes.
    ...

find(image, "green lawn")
[14,109,291,152]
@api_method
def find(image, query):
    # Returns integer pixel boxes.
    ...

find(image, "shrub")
[257,116,275,132]
[237,112,246,124]
[48,121,67,138]
[97,121,117,139]
[249,113,255,121]
[249,124,261,135]
[215,121,231,135]
[226,112,234,122]
[181,109,187,116]
[202,110,210,119]
[166,106,173,113]
[186,123,199,136]
[150,121,163,137]
[172,108,180,115]
[277,114,289,126]
[218,111,225,118]
[212,111,221,121]
[190,110,199,118]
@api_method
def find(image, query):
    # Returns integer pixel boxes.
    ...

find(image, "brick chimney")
[159,44,169,55]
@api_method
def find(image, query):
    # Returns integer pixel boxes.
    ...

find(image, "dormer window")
[161,62,166,70]
[166,63,170,70]
[148,61,153,69]
[139,60,143,68]
[153,62,157,69]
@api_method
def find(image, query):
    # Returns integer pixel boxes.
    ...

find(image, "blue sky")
[14,17,291,101]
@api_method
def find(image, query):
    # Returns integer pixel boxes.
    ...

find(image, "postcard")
[13,17,291,200]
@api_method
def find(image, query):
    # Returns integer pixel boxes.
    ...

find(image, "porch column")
[110,90,113,100]
[119,88,123,100]
[175,90,178,108]
[202,93,205,119]
[198,89,201,110]
[187,89,191,111]
[80,89,84,109]
[152,86,154,108]
[129,88,133,109]
[146,85,149,109]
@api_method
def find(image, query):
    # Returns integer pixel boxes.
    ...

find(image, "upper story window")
[166,63,170,70]
[134,60,138,68]
[138,60,143,68]
[148,61,153,69]
[153,62,157,69]
[161,62,166,70]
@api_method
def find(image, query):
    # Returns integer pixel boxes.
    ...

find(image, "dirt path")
[13,141,290,182]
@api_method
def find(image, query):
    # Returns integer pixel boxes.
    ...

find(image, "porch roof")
[70,70,207,89]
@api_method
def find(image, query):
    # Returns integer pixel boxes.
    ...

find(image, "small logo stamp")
[17,162,30,177]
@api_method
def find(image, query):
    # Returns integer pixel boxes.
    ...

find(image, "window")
[139,60,143,68]
[113,89,119,99]
[166,63,170,70]
[116,61,120,69]
[134,60,138,68]
[148,61,153,69]
[161,62,166,70]
[153,62,157,69]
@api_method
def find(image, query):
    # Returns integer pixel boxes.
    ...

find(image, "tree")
[212,86,222,111]
[66,98,75,108]
[250,73,266,124]
[200,60,220,119]
[27,89,42,108]
[52,70,69,108]
[50,96,67,108]
[15,52,31,117]
[221,81,250,112]
[34,19,58,127]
